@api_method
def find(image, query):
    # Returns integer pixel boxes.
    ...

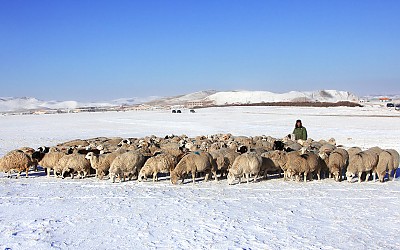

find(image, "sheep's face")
[85,152,93,160]
[346,172,354,182]
[286,169,296,179]
[109,173,116,183]
[170,172,179,184]
[227,172,235,185]
[138,170,147,182]
[332,171,341,182]
[318,152,328,160]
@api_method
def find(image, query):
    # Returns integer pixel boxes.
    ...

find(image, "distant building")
[185,100,214,108]
[379,97,392,102]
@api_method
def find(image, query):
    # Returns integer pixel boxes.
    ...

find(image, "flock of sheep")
[0,134,399,184]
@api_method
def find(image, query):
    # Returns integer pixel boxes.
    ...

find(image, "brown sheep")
[0,150,33,178]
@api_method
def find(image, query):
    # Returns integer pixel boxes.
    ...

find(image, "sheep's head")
[318,152,328,160]
[109,172,117,183]
[345,171,355,182]
[330,170,341,182]
[85,152,94,160]
[170,171,179,184]
[138,169,147,182]
[227,172,235,185]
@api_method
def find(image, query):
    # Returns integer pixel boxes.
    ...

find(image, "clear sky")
[0,0,399,101]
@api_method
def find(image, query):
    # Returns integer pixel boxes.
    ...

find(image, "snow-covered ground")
[1,106,400,249]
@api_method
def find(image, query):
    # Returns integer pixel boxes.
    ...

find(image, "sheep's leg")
[372,172,376,182]
[213,171,218,182]
[304,172,308,183]
[387,169,393,181]
[393,170,397,180]
[153,173,157,182]
[365,172,370,182]
[95,169,98,178]
[316,171,321,181]
[25,168,29,178]
[238,176,241,184]
[245,173,250,184]
[253,174,258,183]
[47,168,51,177]
[358,172,363,183]
[204,173,210,182]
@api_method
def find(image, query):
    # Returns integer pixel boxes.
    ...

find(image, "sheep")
[376,149,400,182]
[264,150,288,178]
[138,153,178,182]
[319,148,349,181]
[346,150,379,183]
[109,151,146,183]
[57,154,91,179]
[260,152,284,179]
[32,151,66,177]
[347,147,362,159]
[0,150,33,178]
[286,151,321,182]
[319,144,337,154]
[170,151,218,184]
[18,147,39,171]
[210,150,229,178]
[227,152,262,184]
[85,151,124,179]
[57,139,89,148]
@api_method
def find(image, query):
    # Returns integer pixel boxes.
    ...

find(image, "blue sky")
[0,0,399,101]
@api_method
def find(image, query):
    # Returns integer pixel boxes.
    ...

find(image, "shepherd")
[293,119,307,140]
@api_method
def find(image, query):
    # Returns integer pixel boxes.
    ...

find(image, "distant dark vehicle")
[190,109,196,113]
[395,104,400,111]
[387,103,395,108]
[176,110,182,113]
[172,110,176,113]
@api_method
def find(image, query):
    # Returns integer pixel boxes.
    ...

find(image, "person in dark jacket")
[293,119,307,140]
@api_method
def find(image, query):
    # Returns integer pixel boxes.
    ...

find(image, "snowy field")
[1,106,400,249]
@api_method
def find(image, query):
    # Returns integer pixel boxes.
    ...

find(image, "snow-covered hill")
[0,96,159,113]
[204,90,359,105]
[146,90,218,106]
[0,90,359,113]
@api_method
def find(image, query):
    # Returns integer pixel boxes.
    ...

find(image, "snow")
[1,106,400,249]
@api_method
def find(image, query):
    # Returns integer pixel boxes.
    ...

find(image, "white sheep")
[0,150,33,178]
[346,150,379,183]
[376,149,399,182]
[227,152,262,184]
[319,148,349,181]
[170,151,217,184]
[58,154,91,179]
[286,151,321,182]
[85,151,123,180]
[138,153,177,182]
[32,150,66,177]
[109,151,146,183]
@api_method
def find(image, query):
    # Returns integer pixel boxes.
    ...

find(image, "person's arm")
[303,128,308,140]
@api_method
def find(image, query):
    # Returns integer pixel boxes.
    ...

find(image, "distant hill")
[147,89,359,106]
[0,96,159,113]
[0,90,360,113]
